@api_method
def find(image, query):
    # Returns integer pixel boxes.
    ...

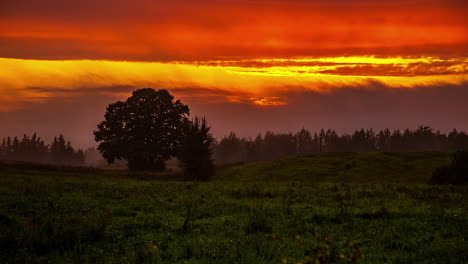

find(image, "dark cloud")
[1,38,465,62]
[317,61,468,76]
[24,85,135,95]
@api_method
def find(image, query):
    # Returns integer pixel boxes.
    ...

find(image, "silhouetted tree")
[248,134,261,162]
[178,117,215,181]
[319,129,325,153]
[12,137,19,160]
[448,129,468,150]
[6,137,12,155]
[324,129,340,152]
[311,132,320,153]
[94,88,190,171]
[376,129,391,151]
[50,135,67,164]
[0,138,4,158]
[50,134,85,166]
[295,128,313,156]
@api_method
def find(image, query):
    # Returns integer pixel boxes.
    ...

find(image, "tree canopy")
[94,88,190,171]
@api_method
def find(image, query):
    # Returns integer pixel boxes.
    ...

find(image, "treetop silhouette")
[94,88,190,171]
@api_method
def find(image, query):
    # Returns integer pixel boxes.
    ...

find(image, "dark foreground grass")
[1,165,467,264]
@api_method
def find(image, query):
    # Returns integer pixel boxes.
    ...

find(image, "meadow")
[0,152,466,263]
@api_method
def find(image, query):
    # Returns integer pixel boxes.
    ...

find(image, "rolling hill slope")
[215,152,452,184]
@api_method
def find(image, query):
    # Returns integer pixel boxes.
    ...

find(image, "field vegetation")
[0,152,466,263]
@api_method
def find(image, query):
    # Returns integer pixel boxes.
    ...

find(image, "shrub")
[429,151,468,185]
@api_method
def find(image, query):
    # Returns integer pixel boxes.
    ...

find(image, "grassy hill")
[215,152,452,184]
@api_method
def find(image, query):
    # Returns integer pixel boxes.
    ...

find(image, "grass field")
[216,152,452,183]
[0,152,466,263]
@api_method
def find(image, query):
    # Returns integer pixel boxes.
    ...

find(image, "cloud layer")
[1,57,466,111]
[1,0,467,60]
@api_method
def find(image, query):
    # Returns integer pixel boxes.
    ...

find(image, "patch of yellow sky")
[0,56,466,110]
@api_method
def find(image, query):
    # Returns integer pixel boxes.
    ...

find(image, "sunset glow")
[1,56,466,111]
[0,0,467,144]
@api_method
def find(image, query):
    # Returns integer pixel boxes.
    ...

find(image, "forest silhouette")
[213,126,468,165]
[2,125,468,167]
[1,89,468,171]
[0,134,85,166]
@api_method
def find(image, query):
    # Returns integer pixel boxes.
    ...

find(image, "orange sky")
[0,0,467,145]
[1,0,467,60]
[0,56,466,111]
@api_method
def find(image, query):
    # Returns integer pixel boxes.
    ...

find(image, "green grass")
[216,152,452,183]
[0,152,466,263]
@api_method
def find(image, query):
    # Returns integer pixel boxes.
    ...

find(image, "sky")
[0,0,467,148]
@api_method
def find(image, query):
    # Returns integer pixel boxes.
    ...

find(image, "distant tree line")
[0,133,85,166]
[213,126,468,165]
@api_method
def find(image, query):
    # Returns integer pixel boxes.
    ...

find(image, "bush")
[429,151,468,185]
